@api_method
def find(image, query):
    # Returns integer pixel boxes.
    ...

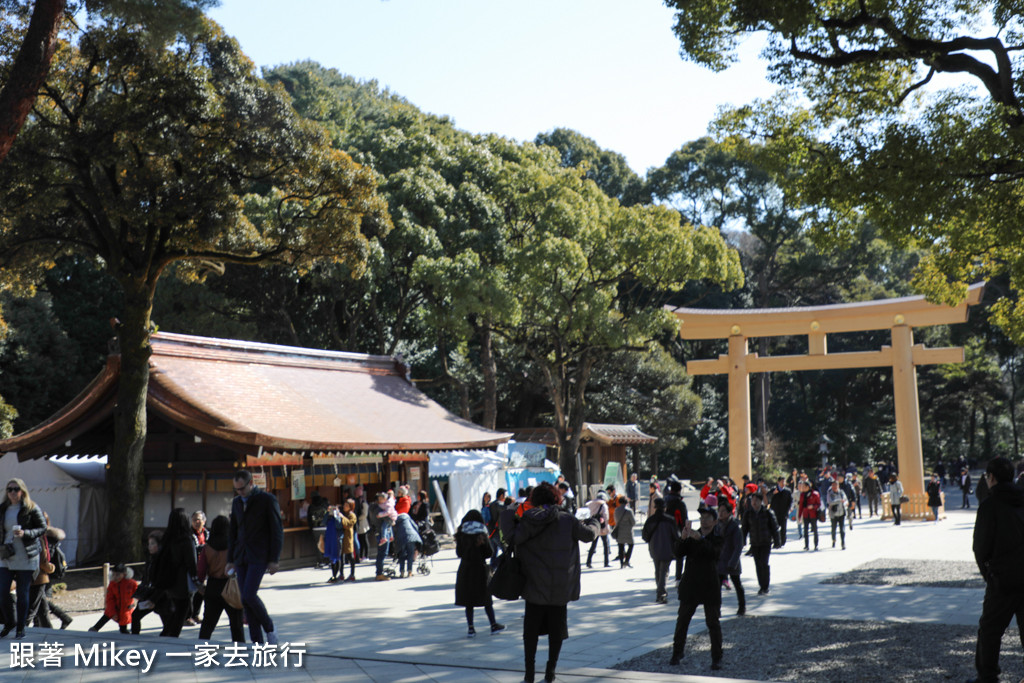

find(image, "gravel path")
[820,559,985,589]
[614,615,1022,682]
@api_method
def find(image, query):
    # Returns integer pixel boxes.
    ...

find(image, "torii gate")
[671,283,985,498]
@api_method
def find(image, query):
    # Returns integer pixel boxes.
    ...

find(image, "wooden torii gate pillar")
[671,283,984,500]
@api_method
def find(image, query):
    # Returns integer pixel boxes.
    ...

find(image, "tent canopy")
[428,450,506,478]
[0,452,107,565]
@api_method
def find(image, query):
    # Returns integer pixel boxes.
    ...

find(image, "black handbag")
[488,546,525,601]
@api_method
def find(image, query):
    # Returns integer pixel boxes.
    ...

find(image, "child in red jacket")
[89,564,139,634]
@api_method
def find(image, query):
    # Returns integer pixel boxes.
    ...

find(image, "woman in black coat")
[454,509,503,637]
[511,482,600,683]
[154,508,198,637]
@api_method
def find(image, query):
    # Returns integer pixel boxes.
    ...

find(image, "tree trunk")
[1007,353,1021,459]
[106,282,153,562]
[479,323,497,430]
[0,0,65,164]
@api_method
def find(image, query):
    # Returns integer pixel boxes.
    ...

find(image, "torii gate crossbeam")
[670,283,985,499]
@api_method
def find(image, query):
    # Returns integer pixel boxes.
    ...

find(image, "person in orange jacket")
[89,564,139,634]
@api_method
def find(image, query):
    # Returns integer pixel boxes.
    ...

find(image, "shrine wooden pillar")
[727,335,752,485]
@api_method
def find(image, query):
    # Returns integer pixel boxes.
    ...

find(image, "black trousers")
[159,597,190,638]
[27,584,51,629]
[724,573,745,612]
[522,601,567,683]
[772,510,788,545]
[975,583,1024,682]
[803,518,819,548]
[587,535,610,567]
[750,544,771,590]
[617,542,634,566]
[831,518,846,546]
[673,598,722,663]
[199,577,245,642]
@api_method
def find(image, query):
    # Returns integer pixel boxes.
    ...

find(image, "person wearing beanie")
[89,564,138,634]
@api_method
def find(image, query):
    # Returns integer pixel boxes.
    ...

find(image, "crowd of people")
[2,455,1018,683]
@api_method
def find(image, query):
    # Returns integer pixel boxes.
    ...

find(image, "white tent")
[0,452,107,566]
[429,450,507,528]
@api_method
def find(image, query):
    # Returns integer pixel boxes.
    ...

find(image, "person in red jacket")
[394,486,412,515]
[798,482,821,551]
[89,564,139,633]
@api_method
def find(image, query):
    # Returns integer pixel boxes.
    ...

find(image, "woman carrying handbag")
[198,515,244,642]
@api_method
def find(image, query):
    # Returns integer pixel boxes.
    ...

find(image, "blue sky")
[206,0,777,175]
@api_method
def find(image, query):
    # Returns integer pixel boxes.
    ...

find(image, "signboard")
[291,469,306,500]
[603,462,624,495]
[506,441,548,468]
[252,472,267,489]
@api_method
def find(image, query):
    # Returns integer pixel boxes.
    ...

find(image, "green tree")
[0,0,215,164]
[490,146,743,483]
[0,21,388,560]
[664,0,1024,341]
[535,127,646,206]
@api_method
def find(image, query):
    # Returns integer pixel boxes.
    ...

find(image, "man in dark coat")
[742,494,780,595]
[670,507,724,670]
[487,488,507,568]
[768,478,792,545]
[863,468,882,517]
[227,469,283,644]
[663,479,688,581]
[960,467,973,509]
[717,500,745,616]
[969,457,1024,683]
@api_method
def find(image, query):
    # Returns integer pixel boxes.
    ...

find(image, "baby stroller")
[383,520,439,577]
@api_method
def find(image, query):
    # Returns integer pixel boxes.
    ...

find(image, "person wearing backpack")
[826,480,848,550]
[584,491,611,569]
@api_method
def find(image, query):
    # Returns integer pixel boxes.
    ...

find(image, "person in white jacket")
[889,474,904,525]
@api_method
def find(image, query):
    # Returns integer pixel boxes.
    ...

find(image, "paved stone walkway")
[0,486,989,682]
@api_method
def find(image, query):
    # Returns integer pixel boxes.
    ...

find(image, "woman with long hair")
[454,509,503,638]
[154,507,198,637]
[480,492,493,528]
[0,478,47,638]
[198,515,244,642]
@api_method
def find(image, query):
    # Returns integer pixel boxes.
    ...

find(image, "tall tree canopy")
[664,0,1024,341]
[0,0,215,164]
[0,20,388,560]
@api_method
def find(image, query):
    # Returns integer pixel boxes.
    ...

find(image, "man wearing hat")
[669,506,724,670]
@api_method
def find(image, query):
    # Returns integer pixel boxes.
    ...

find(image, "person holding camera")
[0,478,47,639]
